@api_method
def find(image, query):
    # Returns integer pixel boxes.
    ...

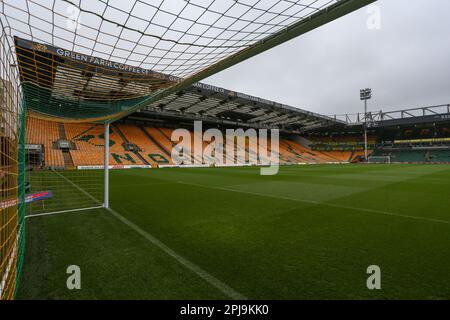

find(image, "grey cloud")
[205,0,450,116]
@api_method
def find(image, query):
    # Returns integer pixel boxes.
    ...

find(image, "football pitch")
[18,164,450,299]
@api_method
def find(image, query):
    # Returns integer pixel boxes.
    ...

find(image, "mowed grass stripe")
[176,181,450,226]
[107,207,247,300]
[327,165,450,221]
[118,165,450,224]
[122,164,450,191]
[110,165,450,299]
[19,209,229,299]
[20,164,450,299]
[53,168,246,300]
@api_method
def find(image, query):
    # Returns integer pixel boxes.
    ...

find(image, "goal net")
[0,0,376,299]
[25,119,106,216]
[0,24,25,300]
[368,156,391,164]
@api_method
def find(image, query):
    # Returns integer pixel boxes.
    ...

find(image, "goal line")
[25,206,104,219]
[48,167,247,299]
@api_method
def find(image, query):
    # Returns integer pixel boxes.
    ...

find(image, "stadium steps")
[113,125,150,166]
[58,122,75,168]
[160,128,201,163]
[58,123,67,139]
[113,124,130,144]
[319,151,347,162]
[139,127,172,158]
[156,127,199,164]
[155,127,190,158]
[283,141,316,163]
[348,152,355,162]
[162,127,203,164]
[70,124,98,140]
[156,127,172,143]
[62,151,74,168]
[282,141,304,162]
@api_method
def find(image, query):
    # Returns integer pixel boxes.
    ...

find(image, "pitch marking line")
[110,182,175,189]
[52,169,103,205]
[177,181,450,226]
[25,206,103,219]
[107,206,246,300]
[52,170,247,300]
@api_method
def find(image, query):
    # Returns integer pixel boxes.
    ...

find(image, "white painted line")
[25,206,104,219]
[0,236,17,298]
[110,182,175,189]
[107,207,247,300]
[53,170,247,299]
[52,169,102,205]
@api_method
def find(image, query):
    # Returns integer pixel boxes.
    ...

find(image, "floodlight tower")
[360,88,372,162]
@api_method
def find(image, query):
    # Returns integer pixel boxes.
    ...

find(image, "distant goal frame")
[367,156,391,164]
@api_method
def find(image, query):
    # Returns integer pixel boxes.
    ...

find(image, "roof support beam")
[248,112,279,123]
[272,116,303,126]
[261,114,291,124]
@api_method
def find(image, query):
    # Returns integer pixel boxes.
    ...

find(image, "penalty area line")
[25,206,104,219]
[52,169,247,300]
[107,206,247,300]
[177,181,450,226]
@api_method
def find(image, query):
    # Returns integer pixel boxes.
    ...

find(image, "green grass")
[26,169,103,214]
[18,164,450,299]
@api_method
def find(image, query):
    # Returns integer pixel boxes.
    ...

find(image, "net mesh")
[0,21,25,300]
[0,0,352,122]
[0,0,375,300]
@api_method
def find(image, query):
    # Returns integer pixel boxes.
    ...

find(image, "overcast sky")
[205,0,450,116]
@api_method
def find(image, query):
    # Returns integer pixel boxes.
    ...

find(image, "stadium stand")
[144,128,174,153]
[110,126,146,165]
[27,117,361,168]
[64,122,144,167]
[26,117,64,168]
[308,135,376,151]
[64,122,103,167]
[372,148,450,163]
[282,140,340,164]
[320,151,353,162]
[117,124,171,166]
[32,116,450,168]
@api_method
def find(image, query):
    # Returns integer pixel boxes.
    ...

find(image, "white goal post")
[367,156,391,164]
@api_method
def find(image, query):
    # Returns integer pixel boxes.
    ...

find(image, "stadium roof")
[332,104,450,128]
[139,82,345,132]
[3,0,376,123]
[15,37,345,132]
